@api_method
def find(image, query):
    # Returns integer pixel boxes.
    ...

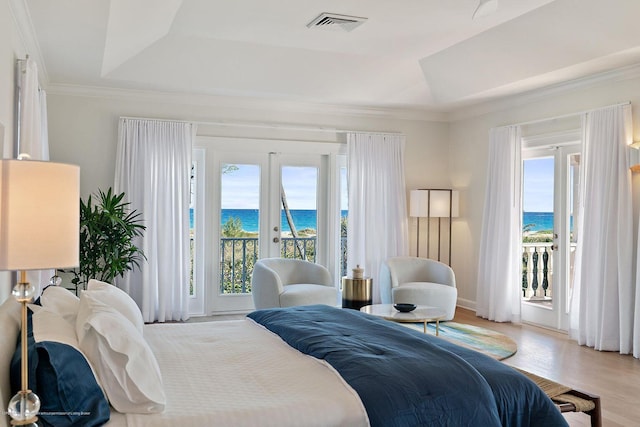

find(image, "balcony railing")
[521,242,576,301]
[218,236,348,294]
[522,243,553,301]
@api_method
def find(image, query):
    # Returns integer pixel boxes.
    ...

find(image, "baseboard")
[456,297,476,312]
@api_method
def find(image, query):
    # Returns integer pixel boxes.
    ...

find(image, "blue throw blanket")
[248,305,568,427]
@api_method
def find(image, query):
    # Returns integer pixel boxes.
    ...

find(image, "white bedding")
[109,319,369,427]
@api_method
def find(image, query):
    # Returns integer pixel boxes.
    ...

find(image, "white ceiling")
[20,0,640,113]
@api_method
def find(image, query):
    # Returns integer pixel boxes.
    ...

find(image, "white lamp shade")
[410,189,459,218]
[409,190,429,217]
[0,160,80,271]
[429,190,459,218]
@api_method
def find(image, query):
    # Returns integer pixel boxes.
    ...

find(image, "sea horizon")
[189,209,559,233]
[190,208,348,233]
[523,211,572,232]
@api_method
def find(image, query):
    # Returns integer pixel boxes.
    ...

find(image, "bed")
[0,283,570,427]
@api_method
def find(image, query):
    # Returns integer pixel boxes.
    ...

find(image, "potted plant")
[63,188,146,291]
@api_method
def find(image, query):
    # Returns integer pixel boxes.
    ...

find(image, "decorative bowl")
[393,303,416,313]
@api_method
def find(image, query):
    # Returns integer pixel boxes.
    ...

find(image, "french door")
[521,142,580,330]
[191,137,343,314]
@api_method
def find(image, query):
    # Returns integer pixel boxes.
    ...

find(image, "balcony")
[218,236,348,294]
[522,242,576,306]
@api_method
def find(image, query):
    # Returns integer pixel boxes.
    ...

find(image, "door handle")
[273,237,280,243]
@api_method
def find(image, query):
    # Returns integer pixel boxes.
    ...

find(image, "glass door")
[521,143,580,330]
[191,138,341,314]
[216,155,267,312]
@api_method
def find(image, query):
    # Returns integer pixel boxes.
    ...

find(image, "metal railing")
[218,236,348,294]
[219,237,313,294]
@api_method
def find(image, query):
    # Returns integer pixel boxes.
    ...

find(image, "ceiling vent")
[306,13,367,32]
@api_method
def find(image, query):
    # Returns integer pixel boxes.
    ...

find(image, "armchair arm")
[379,262,392,304]
[251,261,285,309]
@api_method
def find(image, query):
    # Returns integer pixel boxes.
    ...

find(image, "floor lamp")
[0,159,79,426]
[427,190,459,265]
[410,189,459,265]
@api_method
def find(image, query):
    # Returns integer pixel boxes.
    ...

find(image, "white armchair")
[380,257,457,320]
[251,258,339,309]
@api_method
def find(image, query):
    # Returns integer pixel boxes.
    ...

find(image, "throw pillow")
[10,307,110,427]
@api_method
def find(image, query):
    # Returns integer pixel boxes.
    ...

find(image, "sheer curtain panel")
[476,126,522,322]
[15,58,52,293]
[115,118,195,322]
[570,104,635,355]
[347,133,409,304]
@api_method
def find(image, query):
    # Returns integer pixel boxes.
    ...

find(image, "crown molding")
[46,83,448,123]
[9,0,48,85]
[447,62,640,122]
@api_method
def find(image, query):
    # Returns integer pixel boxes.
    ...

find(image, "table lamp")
[0,159,79,425]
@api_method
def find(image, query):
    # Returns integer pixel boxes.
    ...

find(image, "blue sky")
[221,162,549,212]
[523,157,553,212]
[221,164,324,209]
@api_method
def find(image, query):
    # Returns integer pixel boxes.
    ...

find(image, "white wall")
[45,90,450,258]
[43,69,640,309]
[449,70,640,309]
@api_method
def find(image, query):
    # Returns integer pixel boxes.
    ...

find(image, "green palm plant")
[63,188,146,290]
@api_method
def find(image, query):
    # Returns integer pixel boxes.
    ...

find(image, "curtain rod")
[509,101,631,128]
[119,116,402,135]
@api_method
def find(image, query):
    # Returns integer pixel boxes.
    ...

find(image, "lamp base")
[10,419,38,426]
[8,389,39,425]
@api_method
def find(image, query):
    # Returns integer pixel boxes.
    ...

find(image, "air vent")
[307,13,367,32]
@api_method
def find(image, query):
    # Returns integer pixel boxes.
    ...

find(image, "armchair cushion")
[280,284,339,307]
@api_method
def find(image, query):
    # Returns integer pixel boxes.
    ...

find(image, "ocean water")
[189,209,557,233]
[523,211,571,232]
[190,209,347,232]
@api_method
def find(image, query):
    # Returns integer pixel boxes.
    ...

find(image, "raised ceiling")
[18,0,640,113]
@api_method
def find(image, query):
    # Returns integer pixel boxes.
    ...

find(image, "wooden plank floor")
[454,308,640,427]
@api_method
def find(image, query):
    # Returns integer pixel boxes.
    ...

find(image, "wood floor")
[192,307,640,426]
[454,308,640,427]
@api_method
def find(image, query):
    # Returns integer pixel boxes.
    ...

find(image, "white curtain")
[15,58,52,293]
[476,126,522,322]
[570,104,635,355]
[115,118,195,322]
[347,132,409,304]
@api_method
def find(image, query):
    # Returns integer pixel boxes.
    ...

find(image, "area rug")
[402,322,517,360]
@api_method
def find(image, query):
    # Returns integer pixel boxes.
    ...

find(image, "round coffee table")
[360,304,447,335]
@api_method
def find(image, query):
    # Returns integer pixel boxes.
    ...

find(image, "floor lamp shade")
[410,189,459,264]
[409,190,429,217]
[428,190,459,218]
[0,159,80,270]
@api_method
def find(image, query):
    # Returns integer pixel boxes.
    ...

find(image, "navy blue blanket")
[248,305,568,427]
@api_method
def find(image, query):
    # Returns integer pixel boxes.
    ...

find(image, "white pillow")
[39,285,80,325]
[86,279,144,332]
[76,292,165,414]
[32,307,79,349]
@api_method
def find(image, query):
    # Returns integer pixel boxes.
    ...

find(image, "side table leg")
[435,320,440,336]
